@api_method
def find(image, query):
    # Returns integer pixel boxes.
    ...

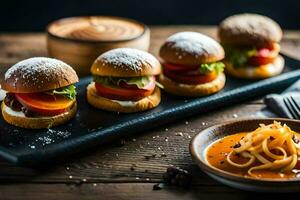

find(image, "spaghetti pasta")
[226,121,300,177]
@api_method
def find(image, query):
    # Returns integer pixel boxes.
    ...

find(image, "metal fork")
[283,95,300,119]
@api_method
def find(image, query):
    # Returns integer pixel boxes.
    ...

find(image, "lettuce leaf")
[46,85,77,100]
[94,76,153,89]
[225,46,257,67]
[199,62,225,74]
[118,76,152,89]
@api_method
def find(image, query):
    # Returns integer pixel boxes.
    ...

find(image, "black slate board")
[1,55,300,166]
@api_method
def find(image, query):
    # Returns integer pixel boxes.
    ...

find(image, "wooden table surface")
[0,26,300,199]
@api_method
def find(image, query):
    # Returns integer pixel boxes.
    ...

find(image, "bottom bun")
[1,102,77,129]
[158,73,226,96]
[225,55,284,79]
[86,82,161,113]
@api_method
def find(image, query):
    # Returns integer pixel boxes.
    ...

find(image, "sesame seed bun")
[159,32,224,66]
[86,82,161,113]
[1,57,79,93]
[225,55,284,79]
[218,13,282,47]
[91,48,161,77]
[158,73,226,96]
[1,101,77,129]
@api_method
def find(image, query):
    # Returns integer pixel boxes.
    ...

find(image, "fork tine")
[283,97,298,119]
[290,96,300,111]
[287,97,300,119]
[286,97,300,119]
[289,96,300,119]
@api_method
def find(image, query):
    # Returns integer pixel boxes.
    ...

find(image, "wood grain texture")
[0,26,298,74]
[0,104,265,183]
[0,183,298,200]
[0,26,299,199]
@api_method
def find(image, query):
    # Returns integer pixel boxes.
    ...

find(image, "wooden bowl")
[190,118,300,192]
[47,16,150,77]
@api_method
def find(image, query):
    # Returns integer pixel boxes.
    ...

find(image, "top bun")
[218,13,282,47]
[159,32,224,66]
[91,48,161,77]
[1,57,79,93]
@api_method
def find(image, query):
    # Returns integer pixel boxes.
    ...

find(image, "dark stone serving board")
[0,55,300,166]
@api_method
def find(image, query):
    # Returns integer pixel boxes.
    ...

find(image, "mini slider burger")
[1,57,79,129]
[87,48,161,113]
[159,32,226,96]
[218,13,284,79]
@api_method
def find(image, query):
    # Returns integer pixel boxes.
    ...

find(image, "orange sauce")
[206,133,299,179]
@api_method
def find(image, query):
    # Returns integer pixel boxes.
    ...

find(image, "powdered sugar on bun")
[2,57,79,93]
[160,32,224,66]
[5,57,72,80]
[166,32,222,56]
[98,48,158,71]
[91,48,161,77]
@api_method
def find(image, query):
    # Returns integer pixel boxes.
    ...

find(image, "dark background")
[0,0,299,31]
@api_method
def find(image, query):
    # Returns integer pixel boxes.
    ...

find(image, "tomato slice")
[163,63,198,71]
[163,68,217,85]
[248,43,280,66]
[95,81,155,101]
[15,93,75,116]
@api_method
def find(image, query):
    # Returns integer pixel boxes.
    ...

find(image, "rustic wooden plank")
[0,104,266,183]
[0,183,239,200]
[281,37,300,60]
[0,183,297,200]
[0,33,47,69]
[0,26,299,71]
[0,26,297,193]
[0,27,214,69]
